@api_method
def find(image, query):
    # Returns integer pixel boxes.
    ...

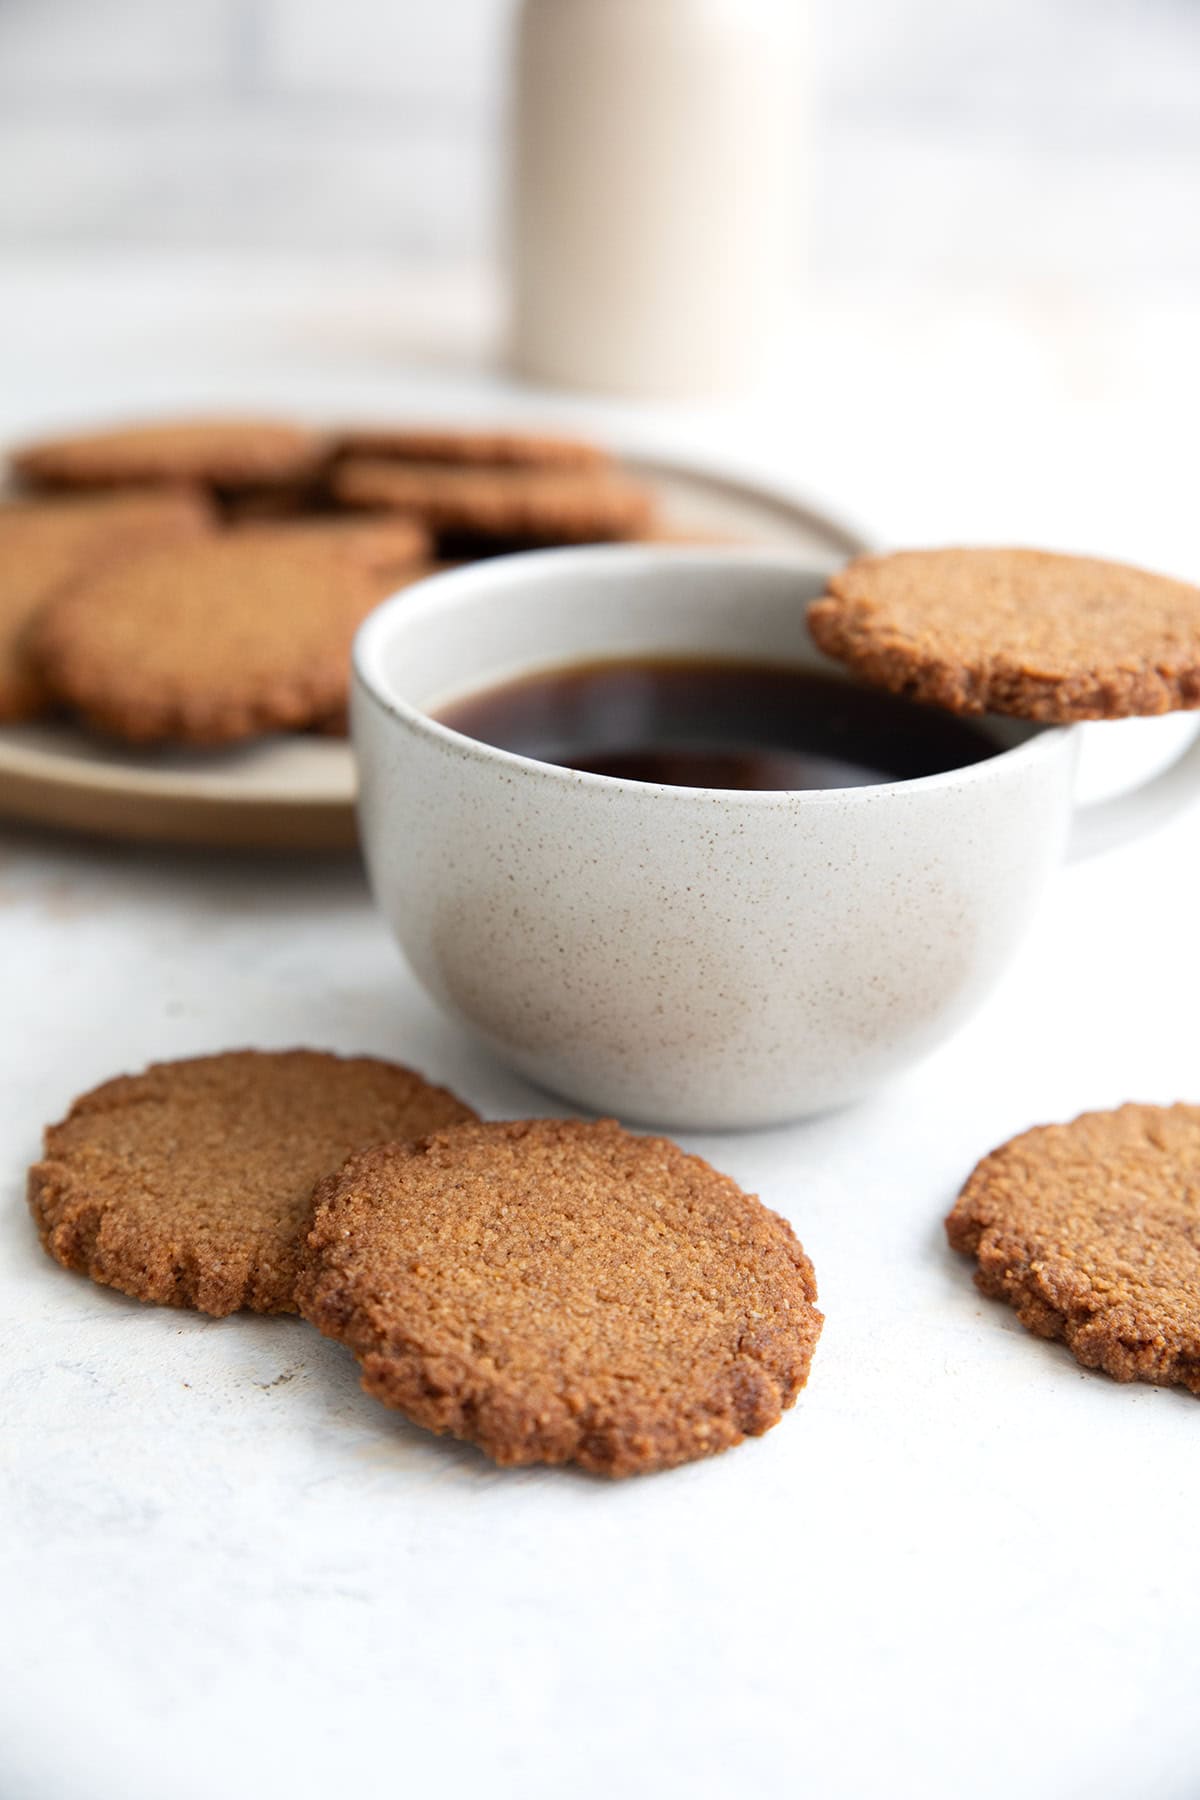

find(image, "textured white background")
[1,795,1198,1800]
[0,283,1197,1800]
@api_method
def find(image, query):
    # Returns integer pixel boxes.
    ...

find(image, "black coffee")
[435,657,998,791]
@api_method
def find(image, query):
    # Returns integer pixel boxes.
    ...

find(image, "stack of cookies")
[0,415,668,747]
[28,1050,824,1476]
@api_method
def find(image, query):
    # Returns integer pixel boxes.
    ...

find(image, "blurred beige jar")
[507,0,806,398]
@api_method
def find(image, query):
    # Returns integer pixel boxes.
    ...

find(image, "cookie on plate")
[297,1117,822,1475]
[946,1102,1200,1393]
[12,417,327,494]
[335,425,611,469]
[331,458,656,545]
[0,488,214,722]
[216,482,327,523]
[229,514,434,582]
[28,1050,478,1316]
[33,534,384,745]
[808,547,1200,722]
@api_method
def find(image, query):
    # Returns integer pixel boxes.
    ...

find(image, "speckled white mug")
[352,548,1200,1129]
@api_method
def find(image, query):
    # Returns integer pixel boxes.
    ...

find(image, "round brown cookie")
[331,458,656,545]
[0,488,215,721]
[334,425,610,469]
[28,1050,478,1317]
[33,535,383,744]
[946,1103,1200,1393]
[12,417,326,494]
[807,547,1200,722]
[229,515,433,582]
[297,1117,822,1476]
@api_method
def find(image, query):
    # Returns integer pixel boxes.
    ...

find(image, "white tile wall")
[0,112,493,254]
[824,0,1200,129]
[0,0,237,92]
[0,0,1198,285]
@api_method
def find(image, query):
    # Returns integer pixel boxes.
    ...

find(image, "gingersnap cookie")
[946,1103,1200,1393]
[11,417,326,494]
[229,514,433,582]
[297,1117,822,1476]
[331,458,656,545]
[808,548,1200,722]
[33,535,383,744]
[28,1051,478,1317]
[335,425,611,469]
[216,482,326,523]
[0,488,214,722]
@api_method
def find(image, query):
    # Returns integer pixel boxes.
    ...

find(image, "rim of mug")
[352,544,1072,805]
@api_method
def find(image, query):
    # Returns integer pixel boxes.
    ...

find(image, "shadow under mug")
[352,548,1200,1130]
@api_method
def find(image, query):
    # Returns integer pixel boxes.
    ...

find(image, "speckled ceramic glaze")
[351,548,1150,1129]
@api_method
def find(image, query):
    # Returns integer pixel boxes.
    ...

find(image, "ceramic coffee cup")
[352,548,1200,1129]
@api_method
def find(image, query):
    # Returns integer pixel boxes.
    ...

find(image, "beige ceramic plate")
[0,450,868,851]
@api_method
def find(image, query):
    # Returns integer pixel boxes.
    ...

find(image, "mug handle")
[1069,717,1200,859]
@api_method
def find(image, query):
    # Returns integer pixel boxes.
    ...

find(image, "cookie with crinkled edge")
[334,425,611,469]
[12,417,326,493]
[331,457,656,545]
[808,547,1200,722]
[28,1050,478,1317]
[32,534,383,744]
[297,1117,822,1476]
[0,487,215,720]
[946,1102,1200,1393]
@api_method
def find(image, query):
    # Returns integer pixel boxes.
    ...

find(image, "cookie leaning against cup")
[808,547,1200,721]
[297,1117,823,1476]
[947,1102,1200,1393]
[32,534,384,745]
[27,1051,478,1316]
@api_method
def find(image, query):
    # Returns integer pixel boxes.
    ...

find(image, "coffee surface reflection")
[435,657,998,791]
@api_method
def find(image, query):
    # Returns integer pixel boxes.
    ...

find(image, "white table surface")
[1,256,1198,1800]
